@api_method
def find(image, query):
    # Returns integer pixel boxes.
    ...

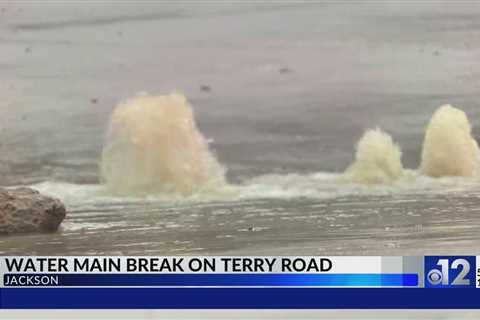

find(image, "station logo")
[425,256,475,288]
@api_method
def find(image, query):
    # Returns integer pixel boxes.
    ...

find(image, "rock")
[0,187,66,235]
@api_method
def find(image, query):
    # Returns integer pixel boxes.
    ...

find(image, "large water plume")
[420,104,480,178]
[100,93,226,195]
[343,128,404,184]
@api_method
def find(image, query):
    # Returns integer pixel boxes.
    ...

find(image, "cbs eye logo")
[427,268,443,285]
[425,257,474,288]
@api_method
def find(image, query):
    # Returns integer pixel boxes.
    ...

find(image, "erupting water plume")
[100,93,226,195]
[420,104,480,178]
[344,128,404,184]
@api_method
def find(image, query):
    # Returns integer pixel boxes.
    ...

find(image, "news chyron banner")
[0,256,480,309]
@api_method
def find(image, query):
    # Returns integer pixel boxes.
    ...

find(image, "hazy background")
[1,1,480,185]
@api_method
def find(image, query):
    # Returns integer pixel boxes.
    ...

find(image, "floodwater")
[1,2,480,259]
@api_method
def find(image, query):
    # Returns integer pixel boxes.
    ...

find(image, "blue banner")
[2,273,418,287]
[1,256,479,309]
[1,288,480,309]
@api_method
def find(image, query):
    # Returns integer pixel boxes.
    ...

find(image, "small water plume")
[420,104,480,177]
[100,93,226,195]
[344,128,404,184]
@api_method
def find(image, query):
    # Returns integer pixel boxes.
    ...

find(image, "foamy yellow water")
[100,93,225,195]
[421,105,480,178]
[344,128,404,184]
